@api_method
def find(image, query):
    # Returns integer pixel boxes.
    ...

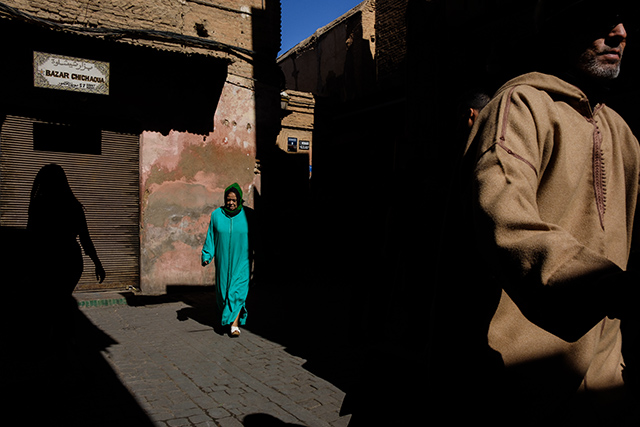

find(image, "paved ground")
[7,288,352,427]
[81,293,350,427]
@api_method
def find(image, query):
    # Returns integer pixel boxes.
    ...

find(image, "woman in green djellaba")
[201,183,253,337]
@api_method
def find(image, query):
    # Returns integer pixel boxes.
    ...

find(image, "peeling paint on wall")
[140,81,258,294]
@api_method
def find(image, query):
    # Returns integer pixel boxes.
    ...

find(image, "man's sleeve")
[469,86,624,341]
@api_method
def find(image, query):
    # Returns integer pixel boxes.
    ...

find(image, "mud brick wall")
[2,0,281,293]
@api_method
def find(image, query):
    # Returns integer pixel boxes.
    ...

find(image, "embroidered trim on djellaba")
[588,105,607,230]
[495,88,608,230]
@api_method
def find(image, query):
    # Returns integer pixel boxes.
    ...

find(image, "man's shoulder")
[494,83,554,105]
[494,72,582,104]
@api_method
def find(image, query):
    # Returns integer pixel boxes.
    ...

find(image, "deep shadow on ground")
[6,300,155,427]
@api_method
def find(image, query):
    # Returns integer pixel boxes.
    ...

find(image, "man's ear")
[467,108,479,129]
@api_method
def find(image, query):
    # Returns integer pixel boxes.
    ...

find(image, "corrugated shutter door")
[0,115,139,291]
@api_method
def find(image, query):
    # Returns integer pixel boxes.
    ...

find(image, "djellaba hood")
[223,183,244,217]
[493,72,595,115]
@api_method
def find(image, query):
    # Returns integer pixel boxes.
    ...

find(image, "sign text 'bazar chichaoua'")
[33,51,110,95]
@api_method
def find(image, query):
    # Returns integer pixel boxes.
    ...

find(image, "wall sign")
[33,51,110,95]
[299,140,310,150]
[287,136,297,152]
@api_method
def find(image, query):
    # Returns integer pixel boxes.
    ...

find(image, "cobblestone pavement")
[73,295,351,427]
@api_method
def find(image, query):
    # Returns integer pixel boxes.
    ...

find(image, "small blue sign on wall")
[287,137,297,152]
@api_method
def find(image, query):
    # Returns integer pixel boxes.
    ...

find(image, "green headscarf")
[222,183,243,217]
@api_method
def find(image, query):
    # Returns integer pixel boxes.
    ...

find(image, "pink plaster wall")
[140,82,258,294]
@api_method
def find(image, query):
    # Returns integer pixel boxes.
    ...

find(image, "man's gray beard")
[577,52,622,80]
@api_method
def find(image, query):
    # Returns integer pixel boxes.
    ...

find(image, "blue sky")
[279,0,364,56]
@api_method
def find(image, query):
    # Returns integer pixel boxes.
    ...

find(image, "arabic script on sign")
[33,51,110,95]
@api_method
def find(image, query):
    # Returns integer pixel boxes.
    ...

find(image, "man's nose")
[609,23,627,40]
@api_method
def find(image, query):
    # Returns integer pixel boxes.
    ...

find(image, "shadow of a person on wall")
[5,164,155,425]
[27,163,106,343]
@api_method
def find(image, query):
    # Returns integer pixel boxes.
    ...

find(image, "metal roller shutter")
[0,115,139,291]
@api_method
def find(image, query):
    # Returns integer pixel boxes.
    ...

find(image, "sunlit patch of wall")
[140,81,258,294]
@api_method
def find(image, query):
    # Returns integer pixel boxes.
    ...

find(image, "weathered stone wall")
[140,81,259,292]
[277,0,375,101]
[2,0,267,78]
[276,90,314,154]
[375,0,407,87]
[3,0,281,294]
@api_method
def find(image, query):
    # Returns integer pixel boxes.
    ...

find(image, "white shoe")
[230,326,241,337]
